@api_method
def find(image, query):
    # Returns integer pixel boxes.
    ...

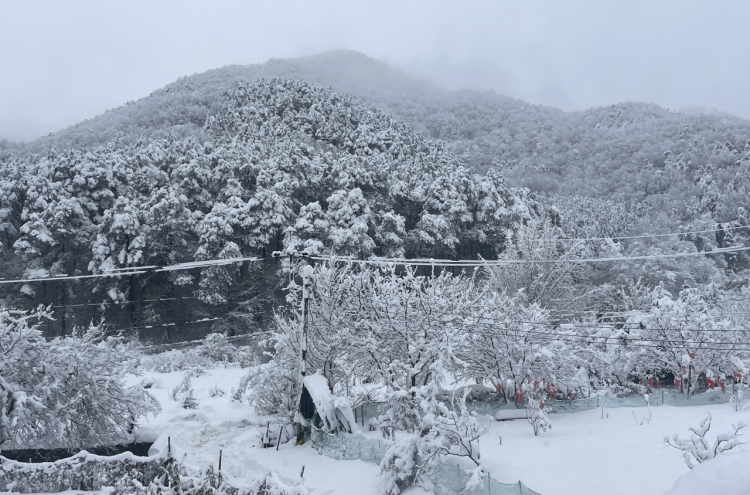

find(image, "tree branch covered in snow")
[664,414,748,469]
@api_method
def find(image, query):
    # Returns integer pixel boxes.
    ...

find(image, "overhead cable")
[0,256,261,285]
[552,223,749,242]
[309,245,750,267]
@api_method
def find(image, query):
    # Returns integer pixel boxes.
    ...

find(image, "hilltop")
[11,50,750,209]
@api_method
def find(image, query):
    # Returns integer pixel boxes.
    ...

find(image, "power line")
[483,322,750,333]
[448,323,750,350]
[481,321,750,336]
[548,312,750,321]
[85,316,246,333]
[550,308,750,315]
[0,256,261,285]
[351,317,750,351]
[309,245,750,267]
[139,330,271,351]
[552,223,750,242]
[341,312,750,344]
[466,329,750,352]
[49,296,198,309]
[110,317,222,332]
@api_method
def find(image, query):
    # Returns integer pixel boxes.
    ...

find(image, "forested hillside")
[8,51,750,220]
[0,78,534,340]
[2,51,750,343]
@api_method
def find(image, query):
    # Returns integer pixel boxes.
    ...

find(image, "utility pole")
[275,226,314,445]
[300,264,313,382]
[283,226,297,285]
[293,263,314,445]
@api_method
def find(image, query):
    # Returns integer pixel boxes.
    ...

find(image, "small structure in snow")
[301,372,357,433]
[495,408,529,421]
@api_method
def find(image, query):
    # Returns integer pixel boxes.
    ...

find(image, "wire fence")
[548,388,733,412]
[310,427,542,495]
[350,388,738,427]
[334,389,740,494]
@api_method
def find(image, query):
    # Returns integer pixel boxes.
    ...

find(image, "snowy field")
[125,368,750,495]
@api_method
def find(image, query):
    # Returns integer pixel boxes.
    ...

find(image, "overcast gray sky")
[2,0,749,142]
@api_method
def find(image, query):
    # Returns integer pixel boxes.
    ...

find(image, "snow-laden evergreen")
[0,78,534,339]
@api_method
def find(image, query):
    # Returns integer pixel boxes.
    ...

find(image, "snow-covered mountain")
[1,50,749,342]
[12,50,750,209]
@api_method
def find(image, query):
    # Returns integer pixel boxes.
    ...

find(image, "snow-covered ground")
[128,368,750,495]
[663,450,750,495]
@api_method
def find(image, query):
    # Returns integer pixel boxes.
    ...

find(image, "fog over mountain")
[4,1,750,143]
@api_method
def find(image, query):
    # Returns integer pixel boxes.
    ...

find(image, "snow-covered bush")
[522,381,552,436]
[245,358,300,423]
[625,286,746,396]
[141,337,257,374]
[159,463,310,495]
[665,414,748,469]
[197,332,237,363]
[0,449,166,494]
[378,386,488,495]
[231,373,252,402]
[182,390,199,409]
[170,373,193,402]
[141,348,210,374]
[0,306,159,450]
[378,389,423,440]
[0,433,310,495]
[140,376,163,390]
[209,382,226,397]
[379,435,420,495]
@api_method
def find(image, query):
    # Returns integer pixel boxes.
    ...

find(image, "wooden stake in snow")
[168,437,171,456]
[300,463,306,479]
[276,427,283,450]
